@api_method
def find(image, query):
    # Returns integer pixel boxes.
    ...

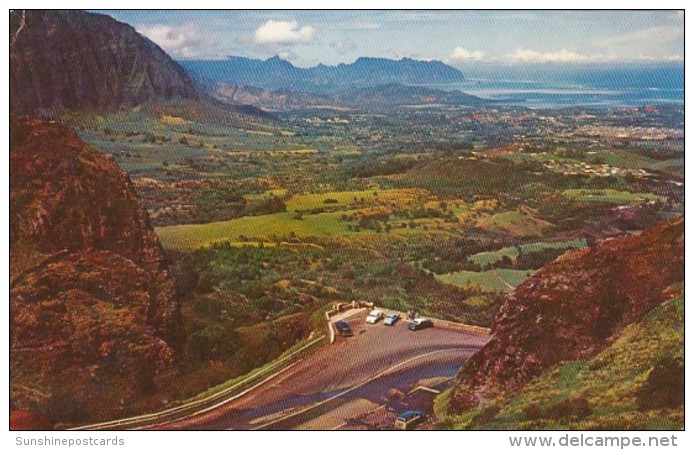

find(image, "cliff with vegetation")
[10,118,183,426]
[443,217,684,429]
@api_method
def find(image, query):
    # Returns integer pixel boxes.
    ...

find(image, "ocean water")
[424,63,684,109]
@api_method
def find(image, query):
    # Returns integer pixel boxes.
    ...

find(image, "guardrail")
[69,335,325,430]
[432,319,491,336]
[72,302,488,429]
[325,301,374,343]
[325,300,375,319]
[325,311,336,343]
[324,301,490,339]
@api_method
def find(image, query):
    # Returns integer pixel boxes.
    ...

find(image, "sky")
[96,10,684,68]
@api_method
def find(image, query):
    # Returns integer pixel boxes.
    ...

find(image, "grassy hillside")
[562,189,664,205]
[437,296,684,430]
[468,238,587,268]
[435,269,533,293]
[476,210,553,238]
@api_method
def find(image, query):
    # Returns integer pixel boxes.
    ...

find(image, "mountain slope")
[182,56,465,95]
[450,217,684,412]
[10,10,198,115]
[213,82,487,111]
[335,82,488,109]
[439,296,683,430]
[10,118,183,426]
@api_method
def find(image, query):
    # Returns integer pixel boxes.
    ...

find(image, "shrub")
[188,325,237,363]
[45,390,89,423]
[245,196,287,216]
[523,403,544,421]
[546,397,591,421]
[637,356,684,411]
[470,404,501,428]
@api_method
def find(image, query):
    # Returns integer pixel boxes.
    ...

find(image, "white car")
[365,310,384,324]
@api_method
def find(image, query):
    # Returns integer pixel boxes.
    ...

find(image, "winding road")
[148,310,489,430]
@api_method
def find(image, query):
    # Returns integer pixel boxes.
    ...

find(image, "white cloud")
[593,26,683,49]
[494,46,682,64]
[138,24,209,59]
[254,20,315,45]
[277,49,299,61]
[330,40,358,55]
[638,54,683,62]
[502,48,593,63]
[450,47,485,61]
[589,25,683,62]
[343,21,380,31]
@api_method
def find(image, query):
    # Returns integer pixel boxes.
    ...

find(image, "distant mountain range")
[334,82,488,109]
[9,10,476,115]
[214,81,489,111]
[181,56,465,95]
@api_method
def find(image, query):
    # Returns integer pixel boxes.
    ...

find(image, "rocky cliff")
[10,10,198,115]
[10,118,183,425]
[451,217,684,411]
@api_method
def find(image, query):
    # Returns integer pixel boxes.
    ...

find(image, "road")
[148,310,489,430]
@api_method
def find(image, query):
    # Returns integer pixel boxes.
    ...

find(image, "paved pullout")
[150,310,489,430]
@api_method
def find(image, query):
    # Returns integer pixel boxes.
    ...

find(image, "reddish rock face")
[10,118,182,425]
[451,217,684,411]
[10,410,54,430]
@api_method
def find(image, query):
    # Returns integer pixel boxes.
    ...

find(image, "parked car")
[334,320,353,337]
[395,410,427,430]
[365,310,384,324]
[408,318,434,331]
[384,312,400,326]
